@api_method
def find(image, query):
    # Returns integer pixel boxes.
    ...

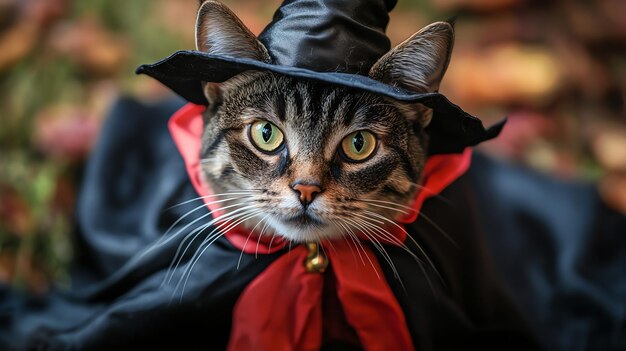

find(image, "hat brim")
[136,50,505,155]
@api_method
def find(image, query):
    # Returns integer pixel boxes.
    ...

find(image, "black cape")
[1,97,624,350]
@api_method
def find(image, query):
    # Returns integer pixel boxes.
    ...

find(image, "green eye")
[341,130,377,162]
[249,120,284,152]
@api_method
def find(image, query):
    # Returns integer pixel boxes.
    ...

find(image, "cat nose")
[292,182,322,206]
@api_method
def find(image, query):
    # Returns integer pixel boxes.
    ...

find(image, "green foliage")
[0,0,186,290]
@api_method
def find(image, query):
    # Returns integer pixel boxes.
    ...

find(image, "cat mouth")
[283,212,325,227]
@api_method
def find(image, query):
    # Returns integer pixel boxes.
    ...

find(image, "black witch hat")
[136,0,505,155]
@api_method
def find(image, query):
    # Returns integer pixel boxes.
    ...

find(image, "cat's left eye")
[249,120,284,153]
[340,130,377,162]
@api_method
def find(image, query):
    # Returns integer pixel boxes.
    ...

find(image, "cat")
[195,0,454,244]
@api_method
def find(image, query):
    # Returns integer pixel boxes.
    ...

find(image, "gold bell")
[304,242,328,273]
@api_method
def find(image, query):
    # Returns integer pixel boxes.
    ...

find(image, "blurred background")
[0,0,624,292]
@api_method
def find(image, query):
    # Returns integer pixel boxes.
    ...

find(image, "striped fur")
[200,72,428,242]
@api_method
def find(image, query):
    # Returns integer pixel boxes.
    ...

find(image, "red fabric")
[398,147,472,224]
[169,103,471,350]
[226,246,324,351]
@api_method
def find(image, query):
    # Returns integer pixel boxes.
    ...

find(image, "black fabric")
[258,0,397,74]
[377,174,541,350]
[135,0,505,156]
[468,153,626,351]
[1,97,624,350]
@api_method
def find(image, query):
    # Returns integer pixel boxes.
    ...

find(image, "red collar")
[169,103,471,350]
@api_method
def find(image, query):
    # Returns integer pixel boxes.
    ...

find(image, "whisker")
[159,202,253,275]
[346,230,374,274]
[355,218,416,292]
[164,190,261,211]
[237,211,269,268]
[361,198,458,246]
[163,221,214,287]
[167,202,253,243]
[164,196,252,237]
[139,200,251,265]
[417,211,458,247]
[362,202,410,215]
[320,232,339,258]
[405,181,452,205]
[174,209,264,301]
[237,210,263,270]
[351,213,420,261]
[264,221,279,252]
[360,198,416,212]
[164,204,259,285]
[355,213,441,292]
[254,214,272,258]
[267,232,278,252]
[332,219,364,266]
[362,210,445,288]
[345,218,397,274]
[341,218,383,279]
[329,220,358,265]
[335,221,366,268]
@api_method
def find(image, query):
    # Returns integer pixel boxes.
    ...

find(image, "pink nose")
[292,183,322,206]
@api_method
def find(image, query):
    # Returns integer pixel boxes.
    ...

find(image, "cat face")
[201,72,427,241]
[195,1,454,242]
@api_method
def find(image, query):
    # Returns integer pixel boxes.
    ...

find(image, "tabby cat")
[196,1,454,244]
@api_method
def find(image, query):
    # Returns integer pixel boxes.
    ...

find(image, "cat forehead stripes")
[219,74,399,157]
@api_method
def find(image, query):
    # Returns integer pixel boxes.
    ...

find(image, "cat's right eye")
[249,120,285,153]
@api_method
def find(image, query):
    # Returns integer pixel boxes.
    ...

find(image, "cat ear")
[195,0,270,60]
[195,0,270,105]
[369,21,454,93]
[369,22,454,127]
